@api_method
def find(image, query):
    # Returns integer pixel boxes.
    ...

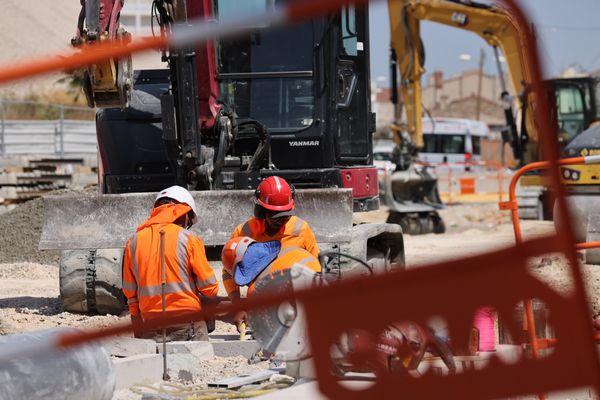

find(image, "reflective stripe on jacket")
[122,203,219,319]
[222,246,321,299]
[231,216,319,257]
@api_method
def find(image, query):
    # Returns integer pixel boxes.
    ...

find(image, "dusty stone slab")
[157,340,214,358]
[211,339,260,358]
[165,354,201,383]
[112,354,163,390]
[102,336,157,357]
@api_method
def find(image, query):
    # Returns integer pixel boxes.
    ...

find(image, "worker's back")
[247,246,321,297]
[123,203,218,321]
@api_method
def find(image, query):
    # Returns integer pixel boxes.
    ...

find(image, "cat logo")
[451,12,468,26]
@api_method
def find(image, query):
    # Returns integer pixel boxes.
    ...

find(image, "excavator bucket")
[39,188,354,250]
[379,166,445,235]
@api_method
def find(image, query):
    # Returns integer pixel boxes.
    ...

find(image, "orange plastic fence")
[427,160,506,204]
[498,155,600,399]
[0,1,598,399]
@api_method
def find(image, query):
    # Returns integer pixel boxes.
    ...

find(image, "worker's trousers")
[138,320,209,342]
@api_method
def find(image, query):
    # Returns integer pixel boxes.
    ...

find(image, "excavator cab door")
[553,81,589,146]
[333,4,375,166]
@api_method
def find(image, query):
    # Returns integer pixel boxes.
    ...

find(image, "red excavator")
[41,0,411,315]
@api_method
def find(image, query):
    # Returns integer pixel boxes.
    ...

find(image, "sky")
[368,0,600,87]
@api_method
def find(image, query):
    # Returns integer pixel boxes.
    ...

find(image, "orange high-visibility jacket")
[222,246,321,299]
[231,216,319,257]
[122,203,219,320]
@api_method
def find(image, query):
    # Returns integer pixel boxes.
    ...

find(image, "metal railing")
[0,100,96,156]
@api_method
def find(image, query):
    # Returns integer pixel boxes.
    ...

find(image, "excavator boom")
[388,0,531,160]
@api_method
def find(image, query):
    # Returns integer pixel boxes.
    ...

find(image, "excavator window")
[593,81,600,121]
[335,5,371,162]
[342,5,358,56]
[555,85,586,143]
[214,0,315,132]
[214,0,269,21]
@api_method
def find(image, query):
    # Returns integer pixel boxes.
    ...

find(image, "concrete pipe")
[0,328,115,400]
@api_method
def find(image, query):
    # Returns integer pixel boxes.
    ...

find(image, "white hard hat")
[155,185,198,217]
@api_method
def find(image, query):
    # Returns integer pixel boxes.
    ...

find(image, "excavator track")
[60,249,125,315]
[387,211,445,235]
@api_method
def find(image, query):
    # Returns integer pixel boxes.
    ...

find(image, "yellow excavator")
[386,0,600,241]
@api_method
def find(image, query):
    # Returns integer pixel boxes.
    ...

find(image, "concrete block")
[586,214,600,265]
[0,172,17,185]
[157,340,214,358]
[165,353,216,383]
[112,354,163,390]
[0,186,16,199]
[211,339,260,358]
[102,336,157,357]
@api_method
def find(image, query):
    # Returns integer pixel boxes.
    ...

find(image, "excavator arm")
[73,0,133,108]
[388,0,534,162]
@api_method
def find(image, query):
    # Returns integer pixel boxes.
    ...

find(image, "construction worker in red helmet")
[122,185,219,341]
[221,236,321,330]
[231,176,319,257]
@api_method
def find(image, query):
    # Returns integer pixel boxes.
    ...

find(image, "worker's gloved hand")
[234,311,247,333]
[131,314,143,338]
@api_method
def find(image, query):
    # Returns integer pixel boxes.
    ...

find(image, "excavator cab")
[96,1,379,211]
[552,78,600,146]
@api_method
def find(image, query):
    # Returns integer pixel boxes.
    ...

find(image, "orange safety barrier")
[459,177,476,194]
[0,1,600,399]
[426,160,507,205]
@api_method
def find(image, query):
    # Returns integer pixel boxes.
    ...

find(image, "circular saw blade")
[247,269,295,354]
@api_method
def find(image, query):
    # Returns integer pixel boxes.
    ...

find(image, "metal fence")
[0,101,97,156]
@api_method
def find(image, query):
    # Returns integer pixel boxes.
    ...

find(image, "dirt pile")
[0,261,59,280]
[0,198,59,265]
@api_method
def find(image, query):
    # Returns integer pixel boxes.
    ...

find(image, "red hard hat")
[255,176,294,212]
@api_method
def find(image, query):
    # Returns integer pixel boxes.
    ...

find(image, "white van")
[373,140,396,175]
[419,118,489,170]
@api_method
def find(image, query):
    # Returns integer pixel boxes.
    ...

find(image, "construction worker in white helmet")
[122,185,219,341]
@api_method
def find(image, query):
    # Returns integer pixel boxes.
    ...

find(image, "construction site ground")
[1,196,600,398]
